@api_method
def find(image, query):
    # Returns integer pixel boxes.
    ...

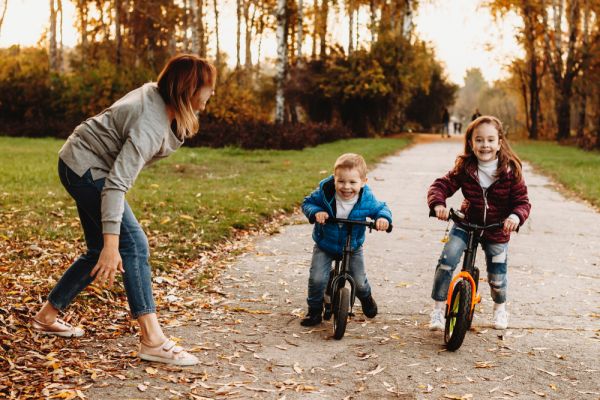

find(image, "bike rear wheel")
[332,287,350,340]
[444,280,472,351]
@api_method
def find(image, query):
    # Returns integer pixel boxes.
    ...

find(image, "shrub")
[187,117,352,150]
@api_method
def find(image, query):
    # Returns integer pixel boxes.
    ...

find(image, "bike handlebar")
[327,217,393,233]
[429,208,504,231]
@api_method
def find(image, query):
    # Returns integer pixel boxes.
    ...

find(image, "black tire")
[444,280,472,351]
[333,287,350,340]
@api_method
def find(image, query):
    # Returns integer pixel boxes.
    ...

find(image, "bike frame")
[331,225,358,311]
[444,210,503,316]
[445,230,481,314]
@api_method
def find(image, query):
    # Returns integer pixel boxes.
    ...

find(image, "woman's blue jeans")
[431,226,509,304]
[48,159,156,318]
[306,245,371,311]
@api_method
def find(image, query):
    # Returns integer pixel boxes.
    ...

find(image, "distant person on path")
[441,108,450,138]
[453,119,462,134]
[471,108,482,121]
[426,116,531,331]
[300,153,392,326]
[31,54,216,366]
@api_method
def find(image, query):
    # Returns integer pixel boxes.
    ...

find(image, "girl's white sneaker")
[493,309,509,330]
[429,309,445,331]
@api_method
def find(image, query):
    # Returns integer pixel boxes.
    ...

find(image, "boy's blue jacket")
[302,175,392,256]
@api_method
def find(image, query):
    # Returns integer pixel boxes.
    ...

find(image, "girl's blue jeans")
[306,244,371,311]
[431,225,508,304]
[48,159,156,318]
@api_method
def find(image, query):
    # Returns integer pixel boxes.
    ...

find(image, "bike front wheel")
[444,280,472,351]
[332,287,350,340]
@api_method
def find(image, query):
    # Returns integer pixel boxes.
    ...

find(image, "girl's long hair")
[452,115,523,181]
[157,54,216,139]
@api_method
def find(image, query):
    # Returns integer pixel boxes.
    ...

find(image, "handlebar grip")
[386,224,393,233]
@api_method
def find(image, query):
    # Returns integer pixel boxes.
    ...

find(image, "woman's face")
[191,86,214,112]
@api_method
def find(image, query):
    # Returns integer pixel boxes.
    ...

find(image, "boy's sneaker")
[300,308,322,327]
[493,309,509,330]
[429,309,445,331]
[359,295,378,318]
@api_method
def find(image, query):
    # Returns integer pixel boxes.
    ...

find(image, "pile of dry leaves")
[0,212,289,399]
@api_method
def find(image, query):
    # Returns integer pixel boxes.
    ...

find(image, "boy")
[300,153,392,326]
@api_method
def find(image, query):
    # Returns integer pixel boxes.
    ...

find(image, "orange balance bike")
[432,208,503,351]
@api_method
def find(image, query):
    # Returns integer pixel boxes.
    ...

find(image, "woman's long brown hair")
[157,54,216,139]
[452,115,523,181]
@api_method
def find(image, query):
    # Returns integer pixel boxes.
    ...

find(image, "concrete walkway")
[87,138,600,399]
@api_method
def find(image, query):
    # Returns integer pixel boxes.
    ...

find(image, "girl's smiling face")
[334,167,366,200]
[471,123,501,162]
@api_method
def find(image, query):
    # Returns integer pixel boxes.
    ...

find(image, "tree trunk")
[542,0,581,141]
[348,0,354,54]
[402,0,412,39]
[199,0,206,57]
[183,0,190,51]
[311,0,317,58]
[49,0,58,72]
[296,0,303,62]
[0,0,8,37]
[369,0,376,43]
[244,0,254,67]
[213,0,221,71]
[596,108,600,149]
[78,0,87,67]
[115,0,122,67]
[57,0,63,71]
[190,0,199,54]
[355,5,359,48]
[577,0,591,138]
[555,85,572,141]
[275,0,288,124]
[523,2,539,140]
[319,0,328,58]
[528,52,539,139]
[236,0,241,69]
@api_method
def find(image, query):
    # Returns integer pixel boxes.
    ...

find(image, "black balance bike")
[322,218,392,340]
[431,208,503,351]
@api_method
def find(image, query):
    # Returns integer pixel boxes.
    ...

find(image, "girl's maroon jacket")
[427,163,531,243]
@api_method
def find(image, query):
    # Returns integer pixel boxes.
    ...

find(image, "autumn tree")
[541,0,584,140]
[275,0,288,124]
[487,0,546,139]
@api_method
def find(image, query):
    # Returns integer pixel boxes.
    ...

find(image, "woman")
[32,54,216,366]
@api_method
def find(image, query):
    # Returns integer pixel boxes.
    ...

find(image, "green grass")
[0,136,410,269]
[514,141,600,208]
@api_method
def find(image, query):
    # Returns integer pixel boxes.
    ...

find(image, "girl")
[427,116,531,330]
[31,54,216,366]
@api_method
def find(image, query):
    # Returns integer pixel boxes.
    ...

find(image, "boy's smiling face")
[334,167,366,200]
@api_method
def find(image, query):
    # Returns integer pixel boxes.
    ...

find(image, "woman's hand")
[434,205,450,221]
[91,234,124,287]
[315,211,329,224]
[375,218,389,231]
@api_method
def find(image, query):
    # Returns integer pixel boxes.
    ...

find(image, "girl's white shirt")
[477,158,498,189]
[335,193,358,219]
[478,158,520,224]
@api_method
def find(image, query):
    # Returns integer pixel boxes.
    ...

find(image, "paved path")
[88,138,600,399]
